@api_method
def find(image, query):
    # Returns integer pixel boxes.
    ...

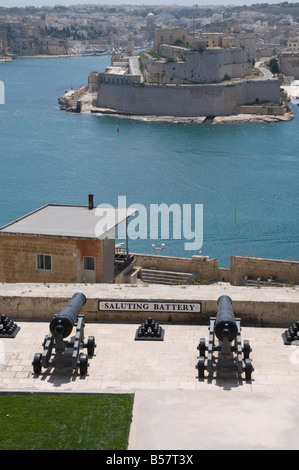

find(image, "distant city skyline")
[1,0,299,8]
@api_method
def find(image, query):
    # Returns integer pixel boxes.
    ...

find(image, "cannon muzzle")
[214,295,238,342]
[50,292,87,339]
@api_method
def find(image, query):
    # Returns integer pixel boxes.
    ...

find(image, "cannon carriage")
[33,292,96,376]
[196,295,253,380]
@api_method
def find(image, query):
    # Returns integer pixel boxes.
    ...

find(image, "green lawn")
[0,393,134,450]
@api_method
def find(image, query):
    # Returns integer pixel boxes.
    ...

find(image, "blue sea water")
[0,55,298,267]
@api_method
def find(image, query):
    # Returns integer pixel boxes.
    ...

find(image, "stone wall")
[142,48,252,84]
[231,256,299,285]
[98,72,141,85]
[95,78,281,117]
[154,28,187,52]
[133,253,221,282]
[40,38,68,55]
[88,71,100,93]
[236,104,287,115]
[0,283,298,326]
[0,234,108,283]
[279,52,299,79]
[133,253,299,286]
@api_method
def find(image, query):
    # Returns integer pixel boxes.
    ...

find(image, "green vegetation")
[0,394,134,450]
[148,49,175,62]
[40,26,71,39]
[268,57,280,74]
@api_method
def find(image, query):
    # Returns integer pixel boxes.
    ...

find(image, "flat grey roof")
[0,204,137,239]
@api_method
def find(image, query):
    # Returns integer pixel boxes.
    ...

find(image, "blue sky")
[0,0,297,8]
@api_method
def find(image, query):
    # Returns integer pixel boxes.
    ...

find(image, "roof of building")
[0,204,137,239]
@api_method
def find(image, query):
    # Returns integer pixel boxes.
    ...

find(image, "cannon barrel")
[214,295,238,342]
[50,292,86,339]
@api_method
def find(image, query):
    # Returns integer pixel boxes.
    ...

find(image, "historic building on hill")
[87,28,285,119]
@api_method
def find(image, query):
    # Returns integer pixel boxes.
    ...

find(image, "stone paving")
[1,319,299,449]
[1,321,298,394]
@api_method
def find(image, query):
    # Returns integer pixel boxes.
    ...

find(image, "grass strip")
[0,393,134,450]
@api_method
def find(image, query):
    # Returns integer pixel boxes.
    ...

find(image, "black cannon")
[33,293,96,376]
[196,295,253,380]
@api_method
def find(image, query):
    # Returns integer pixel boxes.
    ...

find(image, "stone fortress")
[60,27,294,122]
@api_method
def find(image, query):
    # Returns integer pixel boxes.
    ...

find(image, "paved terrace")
[0,282,299,450]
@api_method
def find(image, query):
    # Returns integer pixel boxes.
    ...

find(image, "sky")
[0,0,297,8]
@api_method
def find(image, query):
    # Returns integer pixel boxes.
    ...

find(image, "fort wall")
[94,78,281,117]
[279,52,299,79]
[142,48,253,84]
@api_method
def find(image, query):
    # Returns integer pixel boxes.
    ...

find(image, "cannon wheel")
[87,336,96,357]
[79,354,88,376]
[33,353,42,374]
[197,357,205,378]
[198,339,206,357]
[244,358,253,380]
[243,340,251,359]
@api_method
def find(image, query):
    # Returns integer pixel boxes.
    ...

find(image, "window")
[84,256,95,271]
[37,254,52,271]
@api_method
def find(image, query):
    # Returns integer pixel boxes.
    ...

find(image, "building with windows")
[84,27,285,119]
[287,37,299,52]
[0,196,136,284]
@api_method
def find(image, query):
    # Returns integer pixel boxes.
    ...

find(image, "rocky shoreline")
[0,56,13,62]
[58,86,294,124]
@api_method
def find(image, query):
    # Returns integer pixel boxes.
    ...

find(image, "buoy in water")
[116,127,120,132]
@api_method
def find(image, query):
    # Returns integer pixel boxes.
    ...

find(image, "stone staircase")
[140,268,196,285]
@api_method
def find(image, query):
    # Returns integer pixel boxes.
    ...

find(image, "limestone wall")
[154,28,187,52]
[95,78,281,117]
[143,48,252,84]
[88,71,100,93]
[0,283,298,326]
[40,38,68,55]
[98,72,141,85]
[0,234,108,284]
[133,253,299,286]
[133,253,220,282]
[231,256,299,285]
[236,104,287,115]
[279,53,299,79]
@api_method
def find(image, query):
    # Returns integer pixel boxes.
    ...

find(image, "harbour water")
[0,55,298,267]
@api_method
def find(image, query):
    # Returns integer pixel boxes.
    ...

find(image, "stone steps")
[140,268,196,285]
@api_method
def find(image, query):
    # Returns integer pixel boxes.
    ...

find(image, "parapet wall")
[231,256,299,285]
[133,253,222,282]
[133,253,299,286]
[0,283,298,326]
[95,78,281,117]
